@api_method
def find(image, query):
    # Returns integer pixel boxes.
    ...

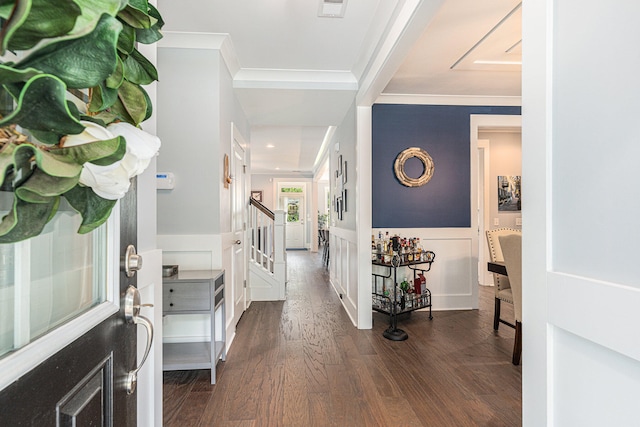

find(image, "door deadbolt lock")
[125,245,143,278]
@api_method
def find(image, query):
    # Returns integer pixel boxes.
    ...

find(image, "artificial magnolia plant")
[0,0,163,243]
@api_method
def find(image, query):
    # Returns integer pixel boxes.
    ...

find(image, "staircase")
[248,198,286,301]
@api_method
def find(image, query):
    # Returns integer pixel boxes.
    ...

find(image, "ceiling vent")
[318,0,347,18]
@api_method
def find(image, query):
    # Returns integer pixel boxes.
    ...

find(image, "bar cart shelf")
[372,251,435,341]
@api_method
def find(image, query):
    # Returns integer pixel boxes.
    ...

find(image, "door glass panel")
[286,198,300,223]
[0,199,108,358]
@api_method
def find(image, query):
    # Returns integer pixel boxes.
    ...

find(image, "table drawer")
[163,282,210,312]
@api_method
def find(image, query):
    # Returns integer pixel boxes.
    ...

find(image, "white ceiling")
[159,0,522,176]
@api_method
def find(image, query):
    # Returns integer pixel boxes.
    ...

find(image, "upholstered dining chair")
[485,228,521,331]
[498,233,522,365]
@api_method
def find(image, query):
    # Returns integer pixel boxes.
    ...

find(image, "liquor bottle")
[408,238,414,262]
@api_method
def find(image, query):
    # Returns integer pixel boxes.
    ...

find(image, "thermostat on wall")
[156,172,175,190]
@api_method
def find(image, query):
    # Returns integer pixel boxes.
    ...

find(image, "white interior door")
[283,195,304,249]
[525,1,640,425]
[231,136,246,327]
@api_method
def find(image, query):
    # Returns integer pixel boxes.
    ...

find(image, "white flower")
[107,122,161,177]
[63,121,161,200]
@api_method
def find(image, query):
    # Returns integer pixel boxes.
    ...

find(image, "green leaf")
[127,0,149,13]
[63,184,116,234]
[141,84,152,122]
[123,48,157,85]
[66,0,122,37]
[5,0,81,51]
[88,81,119,112]
[89,110,119,125]
[0,0,31,55]
[147,3,164,28]
[0,142,35,188]
[116,80,146,125]
[66,99,81,120]
[15,168,79,201]
[0,195,59,243]
[117,22,135,54]
[0,64,41,84]
[0,74,85,138]
[16,14,122,89]
[107,96,135,124]
[29,129,63,145]
[33,148,82,178]
[117,4,155,30]
[56,135,126,166]
[134,4,163,44]
[106,55,124,89]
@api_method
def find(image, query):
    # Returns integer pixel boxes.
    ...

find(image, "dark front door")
[0,182,139,426]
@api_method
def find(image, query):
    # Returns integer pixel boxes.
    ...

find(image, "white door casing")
[524,1,640,425]
[231,135,247,328]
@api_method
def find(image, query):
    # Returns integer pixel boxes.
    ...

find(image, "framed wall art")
[251,190,263,202]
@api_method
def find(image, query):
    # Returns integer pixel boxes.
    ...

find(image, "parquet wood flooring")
[163,250,521,426]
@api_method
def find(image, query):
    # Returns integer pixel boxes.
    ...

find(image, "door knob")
[124,285,154,395]
[125,245,143,278]
[234,240,241,245]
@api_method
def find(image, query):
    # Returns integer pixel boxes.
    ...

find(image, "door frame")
[470,114,522,309]
[276,180,308,249]
[477,139,491,286]
[230,125,247,329]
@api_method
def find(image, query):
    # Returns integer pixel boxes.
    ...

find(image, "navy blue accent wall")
[372,104,521,228]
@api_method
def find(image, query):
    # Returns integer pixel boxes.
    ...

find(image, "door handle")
[125,245,143,278]
[234,240,241,245]
[124,285,154,395]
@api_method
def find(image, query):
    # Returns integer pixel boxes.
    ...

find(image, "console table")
[162,269,225,384]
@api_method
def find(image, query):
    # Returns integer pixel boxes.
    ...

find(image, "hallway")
[163,251,521,426]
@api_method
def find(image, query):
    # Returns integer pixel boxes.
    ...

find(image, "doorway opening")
[277,182,307,249]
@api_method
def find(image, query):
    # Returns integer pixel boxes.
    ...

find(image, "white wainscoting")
[157,234,237,351]
[329,227,358,326]
[370,228,478,311]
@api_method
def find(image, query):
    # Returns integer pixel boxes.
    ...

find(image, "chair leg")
[493,298,501,330]
[512,321,522,365]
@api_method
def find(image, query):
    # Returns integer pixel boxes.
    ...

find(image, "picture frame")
[497,176,521,212]
[343,189,347,212]
[251,190,263,202]
[342,161,347,184]
[338,155,343,175]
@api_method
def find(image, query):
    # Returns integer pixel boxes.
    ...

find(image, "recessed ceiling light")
[275,167,280,170]
[266,144,275,148]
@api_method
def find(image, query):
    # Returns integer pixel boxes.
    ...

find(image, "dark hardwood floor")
[163,251,521,426]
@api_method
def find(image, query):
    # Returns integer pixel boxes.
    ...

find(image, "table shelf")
[372,253,435,341]
[162,270,225,384]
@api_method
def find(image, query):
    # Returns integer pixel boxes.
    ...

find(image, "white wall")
[156,47,220,235]
[329,103,360,324]
[480,131,522,230]
[156,36,250,353]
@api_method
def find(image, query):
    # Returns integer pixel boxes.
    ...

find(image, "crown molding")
[375,93,522,106]
[158,31,241,77]
[234,69,358,91]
